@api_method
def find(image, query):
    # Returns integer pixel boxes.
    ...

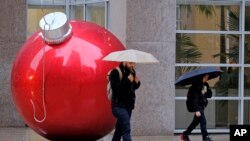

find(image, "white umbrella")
[102,49,159,63]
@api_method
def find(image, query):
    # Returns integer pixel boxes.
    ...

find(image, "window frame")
[27,0,110,34]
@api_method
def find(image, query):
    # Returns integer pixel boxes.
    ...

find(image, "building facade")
[0,0,175,136]
[1,0,250,137]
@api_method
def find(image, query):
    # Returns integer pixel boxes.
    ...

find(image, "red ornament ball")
[11,21,125,140]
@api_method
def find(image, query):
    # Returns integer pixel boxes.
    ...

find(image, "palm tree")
[179,5,215,18]
[176,5,214,76]
[176,34,202,63]
[176,33,202,74]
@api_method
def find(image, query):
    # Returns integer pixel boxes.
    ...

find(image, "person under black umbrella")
[175,67,222,141]
[180,74,214,141]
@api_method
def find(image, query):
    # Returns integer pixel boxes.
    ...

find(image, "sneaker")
[203,136,213,141]
[180,133,190,141]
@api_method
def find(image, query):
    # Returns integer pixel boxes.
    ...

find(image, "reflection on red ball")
[11,21,125,140]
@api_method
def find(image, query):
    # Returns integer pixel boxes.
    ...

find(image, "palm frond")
[176,33,202,63]
[197,5,215,17]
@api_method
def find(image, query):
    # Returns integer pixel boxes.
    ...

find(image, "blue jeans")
[111,107,132,141]
[184,110,208,140]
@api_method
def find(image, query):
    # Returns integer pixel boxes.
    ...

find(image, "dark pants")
[184,110,208,140]
[111,107,132,141]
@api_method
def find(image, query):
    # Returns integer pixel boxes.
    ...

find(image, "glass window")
[244,100,250,124]
[176,34,239,64]
[175,100,238,129]
[27,0,66,6]
[27,0,109,37]
[86,3,106,27]
[27,7,65,38]
[215,100,238,128]
[177,4,240,31]
[244,67,250,97]
[70,5,84,20]
[245,3,250,31]
[245,35,250,64]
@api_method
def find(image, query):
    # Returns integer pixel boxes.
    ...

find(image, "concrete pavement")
[0,128,229,141]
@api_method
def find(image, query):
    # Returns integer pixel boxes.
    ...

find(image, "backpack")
[107,67,122,100]
[186,89,195,112]
[186,98,195,112]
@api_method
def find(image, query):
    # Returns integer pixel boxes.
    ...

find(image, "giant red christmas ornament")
[11,12,124,140]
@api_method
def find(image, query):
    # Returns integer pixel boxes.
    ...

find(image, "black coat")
[186,82,212,112]
[109,63,140,110]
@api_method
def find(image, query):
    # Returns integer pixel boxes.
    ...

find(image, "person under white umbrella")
[103,49,158,141]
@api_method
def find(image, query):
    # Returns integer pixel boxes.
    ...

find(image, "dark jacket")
[186,82,212,112]
[109,63,140,110]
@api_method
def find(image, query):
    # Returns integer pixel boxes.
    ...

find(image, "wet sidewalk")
[0,128,229,141]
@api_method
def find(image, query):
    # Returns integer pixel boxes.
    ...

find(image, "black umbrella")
[175,67,223,86]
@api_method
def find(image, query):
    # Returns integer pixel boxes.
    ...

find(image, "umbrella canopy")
[175,67,223,86]
[102,49,159,63]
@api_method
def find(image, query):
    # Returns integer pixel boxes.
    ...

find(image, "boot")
[180,132,190,141]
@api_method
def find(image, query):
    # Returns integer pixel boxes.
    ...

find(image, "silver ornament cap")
[39,12,72,44]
